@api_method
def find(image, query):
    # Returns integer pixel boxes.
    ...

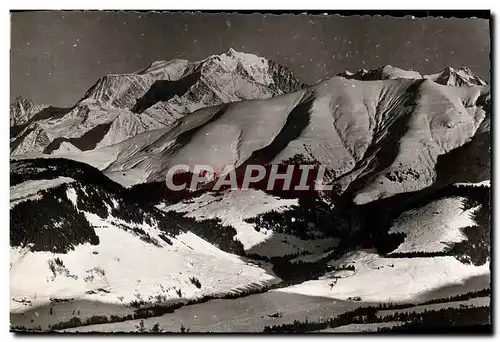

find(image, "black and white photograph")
[9,10,491,333]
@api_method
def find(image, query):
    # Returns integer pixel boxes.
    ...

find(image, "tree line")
[263,288,490,333]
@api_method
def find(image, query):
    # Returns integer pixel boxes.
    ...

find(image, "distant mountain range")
[10,48,305,156]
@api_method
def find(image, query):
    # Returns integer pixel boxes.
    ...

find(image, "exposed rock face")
[10,95,48,127]
[11,124,52,155]
[268,59,308,94]
[10,49,305,155]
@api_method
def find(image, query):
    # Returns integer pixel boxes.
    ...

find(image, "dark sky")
[11,11,490,107]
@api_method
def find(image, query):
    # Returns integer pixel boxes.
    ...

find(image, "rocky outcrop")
[11,124,52,155]
[10,95,48,127]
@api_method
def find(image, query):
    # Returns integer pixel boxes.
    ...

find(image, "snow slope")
[161,189,338,257]
[10,159,280,318]
[11,126,172,177]
[50,142,82,155]
[276,250,489,302]
[10,182,278,315]
[100,75,490,206]
[10,214,277,312]
[388,196,478,253]
[10,177,75,208]
[163,189,298,249]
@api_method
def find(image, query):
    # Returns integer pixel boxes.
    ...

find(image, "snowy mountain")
[424,67,488,87]
[10,49,305,156]
[10,61,491,332]
[337,65,423,81]
[339,65,487,87]
[93,74,490,207]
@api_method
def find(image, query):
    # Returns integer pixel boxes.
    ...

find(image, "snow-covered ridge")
[339,65,487,87]
[11,58,487,162]
[10,177,75,208]
[338,65,423,81]
[12,65,489,210]
[11,49,305,156]
[424,67,488,87]
[100,75,490,206]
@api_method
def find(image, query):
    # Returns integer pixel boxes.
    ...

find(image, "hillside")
[95,74,489,208]
[10,158,279,329]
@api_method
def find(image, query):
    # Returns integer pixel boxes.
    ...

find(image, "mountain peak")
[10,95,48,128]
[224,47,238,55]
[425,66,487,86]
[207,48,269,65]
[10,49,306,154]
[11,94,33,107]
[219,47,252,57]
